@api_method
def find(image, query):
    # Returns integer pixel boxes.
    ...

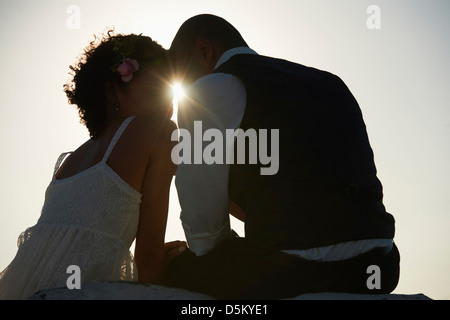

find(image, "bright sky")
[0,0,449,299]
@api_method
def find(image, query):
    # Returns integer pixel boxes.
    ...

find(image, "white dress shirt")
[175,47,255,256]
[175,47,393,258]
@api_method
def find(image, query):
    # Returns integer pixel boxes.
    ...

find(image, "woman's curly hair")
[64,30,167,138]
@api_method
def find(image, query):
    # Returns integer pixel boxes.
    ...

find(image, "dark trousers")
[164,239,400,300]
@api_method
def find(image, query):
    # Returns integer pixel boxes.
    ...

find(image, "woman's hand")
[230,202,245,222]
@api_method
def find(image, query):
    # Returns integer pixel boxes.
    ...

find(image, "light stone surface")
[28,281,432,300]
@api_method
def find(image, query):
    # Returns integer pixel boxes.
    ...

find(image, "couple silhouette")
[0,14,398,300]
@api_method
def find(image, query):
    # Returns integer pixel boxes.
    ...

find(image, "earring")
[114,101,120,112]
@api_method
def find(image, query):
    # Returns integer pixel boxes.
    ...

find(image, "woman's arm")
[134,120,178,284]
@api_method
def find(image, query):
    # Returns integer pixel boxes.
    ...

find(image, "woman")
[0,31,185,299]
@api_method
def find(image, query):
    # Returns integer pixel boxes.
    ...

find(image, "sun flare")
[171,83,185,121]
[172,83,184,103]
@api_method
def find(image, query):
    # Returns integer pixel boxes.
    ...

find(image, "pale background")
[0,0,448,299]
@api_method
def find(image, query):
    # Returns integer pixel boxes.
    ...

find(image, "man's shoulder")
[185,72,245,105]
[191,72,243,91]
[218,53,339,80]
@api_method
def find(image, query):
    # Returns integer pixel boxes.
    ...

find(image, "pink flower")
[117,58,139,82]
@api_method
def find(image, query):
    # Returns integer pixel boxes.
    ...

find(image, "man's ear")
[194,38,214,67]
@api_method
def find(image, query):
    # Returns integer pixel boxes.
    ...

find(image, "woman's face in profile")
[118,59,173,119]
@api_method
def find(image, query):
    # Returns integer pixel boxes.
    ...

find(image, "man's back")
[215,53,395,252]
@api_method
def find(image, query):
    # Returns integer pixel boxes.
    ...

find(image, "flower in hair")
[117,58,139,82]
[111,34,142,82]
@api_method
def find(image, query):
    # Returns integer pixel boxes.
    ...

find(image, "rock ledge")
[29,281,432,300]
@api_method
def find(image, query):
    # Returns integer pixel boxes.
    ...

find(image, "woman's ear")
[104,80,124,115]
[105,80,124,105]
[104,80,116,102]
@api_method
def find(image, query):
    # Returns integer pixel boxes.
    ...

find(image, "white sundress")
[0,116,142,299]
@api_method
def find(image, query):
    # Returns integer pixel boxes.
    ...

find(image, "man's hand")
[165,240,187,263]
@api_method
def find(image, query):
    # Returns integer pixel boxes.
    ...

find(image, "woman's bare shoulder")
[127,116,178,151]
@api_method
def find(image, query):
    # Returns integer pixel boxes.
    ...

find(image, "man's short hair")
[170,14,248,53]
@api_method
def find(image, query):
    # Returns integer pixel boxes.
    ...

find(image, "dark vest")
[214,53,395,252]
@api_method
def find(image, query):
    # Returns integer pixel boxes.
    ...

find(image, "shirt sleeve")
[174,73,246,256]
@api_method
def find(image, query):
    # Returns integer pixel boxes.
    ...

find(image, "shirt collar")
[214,47,258,70]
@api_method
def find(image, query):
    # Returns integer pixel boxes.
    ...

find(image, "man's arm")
[175,73,246,256]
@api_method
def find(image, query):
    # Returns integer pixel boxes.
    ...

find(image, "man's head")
[170,14,248,85]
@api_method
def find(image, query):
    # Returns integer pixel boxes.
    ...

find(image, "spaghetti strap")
[52,116,135,180]
[53,152,73,178]
[101,116,136,163]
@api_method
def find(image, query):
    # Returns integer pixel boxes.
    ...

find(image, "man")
[165,14,399,299]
